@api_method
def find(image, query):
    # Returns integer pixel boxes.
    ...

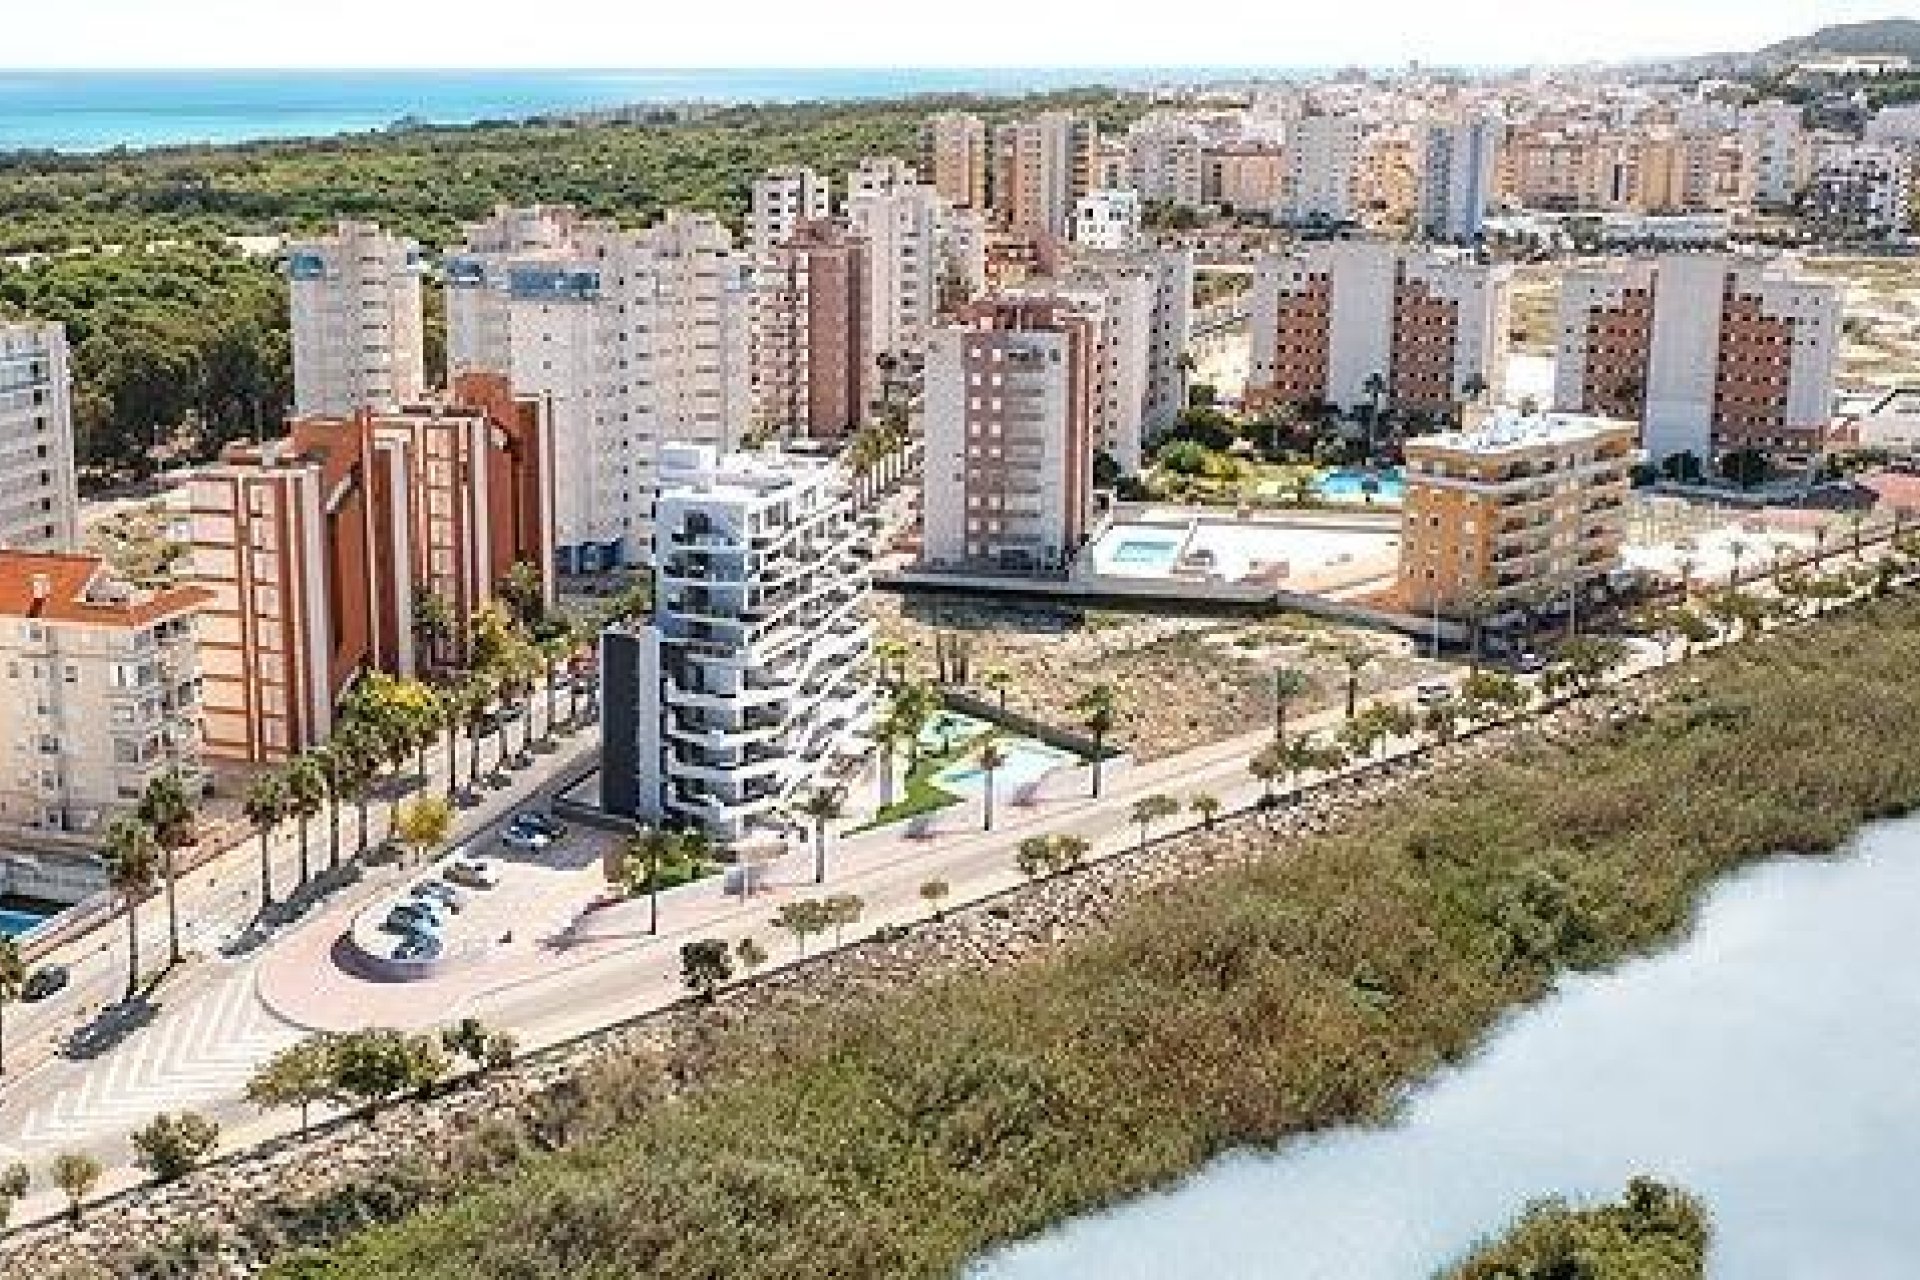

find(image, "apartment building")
[1072,189,1144,252]
[600,444,875,844]
[923,111,989,210]
[753,220,874,440]
[1741,101,1810,209]
[1398,411,1636,616]
[446,207,754,571]
[1282,113,1363,225]
[1807,144,1913,238]
[1125,118,1208,207]
[922,296,1098,572]
[1247,241,1511,418]
[844,180,985,362]
[186,378,552,763]
[0,553,208,846]
[1419,113,1502,242]
[991,113,1098,241]
[0,322,79,552]
[1062,246,1194,445]
[1205,141,1287,214]
[846,156,918,200]
[748,167,832,257]
[286,220,426,417]
[1554,254,1840,464]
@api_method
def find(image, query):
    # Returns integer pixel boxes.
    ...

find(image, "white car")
[445,855,503,889]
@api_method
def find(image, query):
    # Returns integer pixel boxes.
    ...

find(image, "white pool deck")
[1089,516,1402,593]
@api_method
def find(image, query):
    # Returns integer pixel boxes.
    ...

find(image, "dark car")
[514,810,568,840]
[22,964,69,1002]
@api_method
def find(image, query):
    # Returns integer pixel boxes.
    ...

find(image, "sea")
[0,68,1278,154]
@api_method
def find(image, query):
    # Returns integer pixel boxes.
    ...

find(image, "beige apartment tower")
[286,220,426,417]
[924,111,989,210]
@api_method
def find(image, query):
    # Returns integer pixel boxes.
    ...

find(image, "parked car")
[1515,651,1547,675]
[502,812,563,852]
[383,899,449,934]
[392,932,445,963]
[513,810,567,841]
[409,880,463,912]
[1415,679,1455,707]
[446,856,503,889]
[22,964,69,1002]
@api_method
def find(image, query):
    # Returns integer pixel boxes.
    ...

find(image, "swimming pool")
[918,709,995,755]
[1091,530,1187,577]
[1318,468,1404,503]
[0,906,51,939]
[933,740,1081,797]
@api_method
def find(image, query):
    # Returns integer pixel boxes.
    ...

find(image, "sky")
[1,1,1907,70]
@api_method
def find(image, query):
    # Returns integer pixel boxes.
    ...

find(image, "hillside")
[1758,17,1920,62]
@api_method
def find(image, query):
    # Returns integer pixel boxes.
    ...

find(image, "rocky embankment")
[1,690,1652,1278]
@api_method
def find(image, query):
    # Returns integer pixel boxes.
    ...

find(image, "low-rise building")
[0,552,209,846]
[600,444,874,844]
[1398,411,1637,617]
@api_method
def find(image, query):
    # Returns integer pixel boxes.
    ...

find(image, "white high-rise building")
[749,167,832,257]
[0,322,79,552]
[846,156,918,200]
[1808,143,1913,237]
[1741,101,1809,209]
[1125,118,1208,208]
[1283,114,1363,225]
[285,220,425,418]
[845,181,986,362]
[1057,247,1194,467]
[446,207,753,572]
[599,444,875,844]
[1419,113,1503,242]
[1072,190,1144,252]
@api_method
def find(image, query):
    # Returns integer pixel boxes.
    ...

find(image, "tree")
[0,1163,29,1228]
[239,771,287,913]
[1460,671,1529,723]
[411,586,456,676]
[130,1111,220,1183]
[983,668,1013,710]
[974,734,1008,831]
[822,893,865,946]
[1338,645,1374,719]
[1073,684,1119,798]
[1189,793,1222,830]
[1016,835,1057,879]
[440,1017,505,1072]
[1556,636,1632,694]
[0,937,22,1075]
[795,787,846,885]
[326,1028,446,1120]
[392,794,454,867]
[1249,743,1285,805]
[680,939,734,1001]
[1129,794,1180,849]
[773,899,830,956]
[1422,698,1462,745]
[734,935,768,980]
[1271,666,1310,743]
[245,1035,336,1135]
[918,878,951,919]
[284,753,327,888]
[137,768,196,968]
[50,1151,102,1223]
[1052,834,1091,870]
[103,815,161,1001]
[617,827,685,936]
[871,716,904,810]
[497,559,547,633]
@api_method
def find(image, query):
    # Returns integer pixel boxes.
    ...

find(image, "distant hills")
[1756,18,1920,63]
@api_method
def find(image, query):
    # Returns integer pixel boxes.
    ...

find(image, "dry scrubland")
[873,595,1443,759]
[1802,255,1920,385]
[156,594,1920,1280]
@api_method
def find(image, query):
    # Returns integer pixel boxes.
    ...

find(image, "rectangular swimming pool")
[0,906,51,939]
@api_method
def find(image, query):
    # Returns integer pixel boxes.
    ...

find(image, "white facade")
[1419,113,1502,242]
[748,167,831,257]
[1808,143,1913,237]
[600,444,874,843]
[1072,189,1144,252]
[844,183,984,361]
[1125,121,1208,207]
[0,322,79,552]
[1866,104,1920,145]
[1740,101,1809,208]
[846,156,918,200]
[1283,114,1363,224]
[445,208,753,572]
[286,221,425,418]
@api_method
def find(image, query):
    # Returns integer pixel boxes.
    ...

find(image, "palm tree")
[103,816,161,1001]
[1073,684,1118,798]
[284,754,327,889]
[618,827,680,937]
[1129,794,1180,849]
[241,771,286,911]
[1727,538,1748,591]
[795,788,846,885]
[1339,645,1372,719]
[974,734,1008,832]
[1271,666,1309,743]
[983,668,1013,711]
[1189,793,1222,830]
[871,716,903,809]
[137,769,195,968]
[0,936,24,1075]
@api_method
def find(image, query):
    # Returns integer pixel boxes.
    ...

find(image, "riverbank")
[16,596,1920,1277]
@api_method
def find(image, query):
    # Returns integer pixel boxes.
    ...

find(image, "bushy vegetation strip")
[219,602,1920,1277]
[1442,1178,1708,1279]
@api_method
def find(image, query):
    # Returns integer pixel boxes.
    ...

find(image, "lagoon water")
[0,68,1242,153]
[974,817,1920,1279]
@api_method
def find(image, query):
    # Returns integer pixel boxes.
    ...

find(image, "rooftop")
[1408,410,1636,456]
[0,551,210,628]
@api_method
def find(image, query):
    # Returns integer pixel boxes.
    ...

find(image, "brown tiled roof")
[0,551,212,627]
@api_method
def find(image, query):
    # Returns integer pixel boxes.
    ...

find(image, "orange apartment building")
[752,219,874,439]
[1399,411,1638,617]
[186,373,553,763]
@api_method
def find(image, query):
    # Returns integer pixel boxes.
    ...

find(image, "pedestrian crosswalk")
[0,970,299,1161]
